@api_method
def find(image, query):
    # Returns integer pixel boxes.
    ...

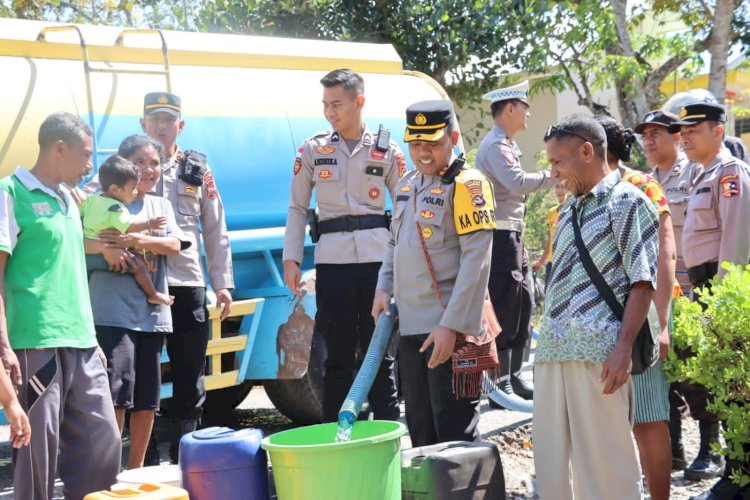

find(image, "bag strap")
[570,205,624,321]
[414,188,446,311]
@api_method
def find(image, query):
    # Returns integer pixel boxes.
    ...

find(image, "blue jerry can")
[180,427,268,500]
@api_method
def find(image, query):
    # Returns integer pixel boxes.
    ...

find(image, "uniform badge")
[371,149,386,160]
[294,157,302,175]
[316,146,336,155]
[420,209,435,220]
[318,169,333,179]
[185,185,198,195]
[395,153,407,178]
[368,187,380,200]
[32,202,53,216]
[429,185,445,195]
[499,144,516,165]
[422,226,433,240]
[720,173,740,198]
[400,185,411,192]
[464,179,486,208]
[204,171,218,199]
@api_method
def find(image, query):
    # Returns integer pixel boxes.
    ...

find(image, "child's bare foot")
[148,292,174,305]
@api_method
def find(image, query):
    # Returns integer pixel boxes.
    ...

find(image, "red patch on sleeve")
[204,171,218,199]
[395,153,407,178]
[499,144,516,165]
[721,174,739,198]
[293,157,302,175]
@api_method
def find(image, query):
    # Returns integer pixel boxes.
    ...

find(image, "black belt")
[687,261,718,286]
[319,214,389,235]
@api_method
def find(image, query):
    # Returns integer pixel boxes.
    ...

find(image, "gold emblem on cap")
[158,95,169,104]
[679,107,688,118]
[415,113,427,126]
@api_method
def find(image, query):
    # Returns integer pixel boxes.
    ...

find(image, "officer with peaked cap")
[475,80,555,407]
[670,103,750,500]
[372,100,495,446]
[283,69,401,424]
[140,91,235,462]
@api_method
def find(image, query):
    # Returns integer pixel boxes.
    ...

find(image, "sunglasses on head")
[544,125,599,144]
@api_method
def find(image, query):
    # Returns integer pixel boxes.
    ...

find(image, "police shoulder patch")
[453,168,496,235]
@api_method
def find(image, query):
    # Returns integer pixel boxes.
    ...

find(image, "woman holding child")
[84,134,190,469]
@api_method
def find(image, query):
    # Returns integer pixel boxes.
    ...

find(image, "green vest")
[0,173,96,349]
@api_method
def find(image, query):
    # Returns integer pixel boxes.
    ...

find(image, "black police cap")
[634,110,679,134]
[404,100,455,143]
[668,103,727,133]
[144,92,181,117]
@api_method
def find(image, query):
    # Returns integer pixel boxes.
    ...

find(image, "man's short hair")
[38,112,93,149]
[595,115,635,163]
[117,135,165,164]
[543,114,608,160]
[320,68,365,96]
[491,98,522,118]
[98,155,140,192]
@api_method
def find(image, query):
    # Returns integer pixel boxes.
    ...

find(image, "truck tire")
[203,381,254,417]
[263,325,326,425]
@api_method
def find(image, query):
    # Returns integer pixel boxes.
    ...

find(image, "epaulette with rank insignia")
[453,168,496,235]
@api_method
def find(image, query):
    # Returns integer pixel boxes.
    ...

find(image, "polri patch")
[420,209,435,220]
[371,149,386,160]
[422,226,433,240]
[721,174,739,198]
[316,146,336,155]
[185,185,198,195]
[32,202,53,216]
[430,185,445,195]
[318,169,333,179]
[204,171,218,199]
[400,185,412,192]
[368,187,381,200]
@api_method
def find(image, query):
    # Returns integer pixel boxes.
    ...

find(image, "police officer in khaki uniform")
[283,69,402,423]
[635,109,704,474]
[475,81,555,405]
[140,92,234,462]
[635,110,703,295]
[372,100,495,446]
[670,103,750,499]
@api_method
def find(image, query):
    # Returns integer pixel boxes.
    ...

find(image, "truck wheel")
[203,381,254,417]
[263,325,326,425]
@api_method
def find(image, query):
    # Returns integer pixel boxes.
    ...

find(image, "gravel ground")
[0,379,719,499]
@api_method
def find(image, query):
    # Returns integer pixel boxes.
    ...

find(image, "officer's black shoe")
[688,478,747,500]
[487,378,514,409]
[510,376,534,400]
[685,421,725,481]
[169,419,198,464]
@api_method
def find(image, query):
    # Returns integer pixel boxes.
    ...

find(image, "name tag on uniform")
[396,195,409,202]
[696,187,711,194]
[32,202,53,216]
[314,158,338,166]
[365,166,384,177]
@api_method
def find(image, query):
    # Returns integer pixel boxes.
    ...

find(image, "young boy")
[81,155,172,305]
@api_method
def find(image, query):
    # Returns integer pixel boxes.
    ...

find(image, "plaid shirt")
[536,170,659,363]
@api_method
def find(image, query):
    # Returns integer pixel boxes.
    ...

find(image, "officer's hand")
[283,260,304,297]
[102,247,135,273]
[600,343,632,394]
[421,326,457,369]
[5,401,31,448]
[0,345,21,388]
[658,326,670,360]
[371,290,391,322]
[215,288,233,321]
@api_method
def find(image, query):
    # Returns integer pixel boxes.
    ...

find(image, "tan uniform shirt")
[475,125,555,225]
[283,127,406,265]
[682,149,750,275]
[651,153,703,292]
[155,148,234,289]
[376,166,495,337]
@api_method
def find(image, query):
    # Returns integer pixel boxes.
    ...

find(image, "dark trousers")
[166,286,209,420]
[488,230,533,350]
[315,263,399,423]
[398,334,480,447]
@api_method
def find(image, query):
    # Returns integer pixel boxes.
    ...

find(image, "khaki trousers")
[533,361,642,500]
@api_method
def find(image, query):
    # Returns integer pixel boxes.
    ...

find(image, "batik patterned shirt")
[536,170,660,363]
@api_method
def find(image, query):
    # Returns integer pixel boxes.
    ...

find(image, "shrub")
[664,263,750,487]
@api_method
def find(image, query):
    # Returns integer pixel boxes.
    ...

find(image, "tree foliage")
[664,265,750,488]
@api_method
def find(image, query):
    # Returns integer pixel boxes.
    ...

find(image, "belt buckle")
[346,216,360,232]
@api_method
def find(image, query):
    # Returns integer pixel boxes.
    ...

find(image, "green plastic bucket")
[261,420,406,500]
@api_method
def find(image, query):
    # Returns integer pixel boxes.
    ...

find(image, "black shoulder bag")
[570,205,659,375]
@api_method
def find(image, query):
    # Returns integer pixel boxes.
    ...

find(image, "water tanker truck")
[0,17,457,424]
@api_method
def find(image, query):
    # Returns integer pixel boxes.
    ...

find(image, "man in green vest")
[0,112,121,499]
